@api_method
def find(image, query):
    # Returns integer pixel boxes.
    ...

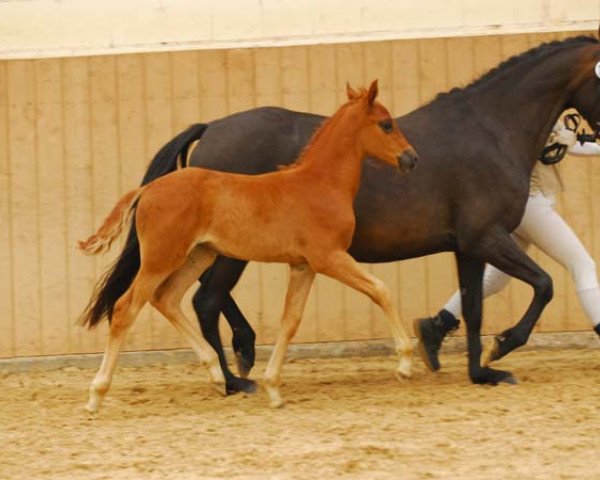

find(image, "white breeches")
[445,193,600,327]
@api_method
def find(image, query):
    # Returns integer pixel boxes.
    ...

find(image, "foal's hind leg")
[263,263,315,408]
[315,251,413,379]
[86,273,162,413]
[151,245,227,396]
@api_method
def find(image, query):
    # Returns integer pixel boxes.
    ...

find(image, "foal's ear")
[346,82,360,100]
[367,79,379,105]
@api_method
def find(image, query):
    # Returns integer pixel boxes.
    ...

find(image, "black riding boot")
[594,323,600,340]
[413,309,460,372]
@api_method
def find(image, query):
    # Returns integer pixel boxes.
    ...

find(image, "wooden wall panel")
[1,30,596,359]
[8,60,42,356]
[62,58,96,354]
[171,51,201,132]
[35,59,69,355]
[0,62,14,358]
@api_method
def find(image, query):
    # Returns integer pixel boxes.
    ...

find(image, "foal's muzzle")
[397,148,418,173]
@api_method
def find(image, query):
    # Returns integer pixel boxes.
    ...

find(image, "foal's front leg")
[263,263,315,408]
[316,251,413,380]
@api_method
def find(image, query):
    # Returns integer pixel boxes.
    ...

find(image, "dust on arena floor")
[1,347,599,480]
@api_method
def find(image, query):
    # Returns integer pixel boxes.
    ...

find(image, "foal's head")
[347,80,418,173]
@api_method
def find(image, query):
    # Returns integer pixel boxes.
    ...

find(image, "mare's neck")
[464,49,582,171]
[297,108,366,198]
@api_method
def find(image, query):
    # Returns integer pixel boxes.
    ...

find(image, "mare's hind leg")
[315,251,413,380]
[151,245,227,396]
[193,256,256,394]
[263,263,315,408]
[476,234,553,367]
[455,252,515,385]
[87,273,162,413]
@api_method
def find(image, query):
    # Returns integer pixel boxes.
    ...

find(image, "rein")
[539,113,600,165]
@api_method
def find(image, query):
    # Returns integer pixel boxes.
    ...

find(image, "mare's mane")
[432,35,598,104]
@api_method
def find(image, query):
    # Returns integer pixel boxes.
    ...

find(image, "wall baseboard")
[1,331,597,373]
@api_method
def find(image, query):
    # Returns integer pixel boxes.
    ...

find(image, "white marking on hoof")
[263,383,284,408]
[396,356,413,379]
[481,338,498,367]
[208,363,226,386]
[212,382,227,397]
[85,398,100,414]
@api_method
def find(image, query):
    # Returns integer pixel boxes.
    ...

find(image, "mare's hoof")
[481,337,500,367]
[499,373,518,385]
[226,377,257,395]
[471,367,517,386]
[235,352,253,379]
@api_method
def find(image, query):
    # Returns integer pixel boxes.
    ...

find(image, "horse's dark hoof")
[499,373,518,385]
[234,351,253,379]
[471,367,517,386]
[226,376,257,395]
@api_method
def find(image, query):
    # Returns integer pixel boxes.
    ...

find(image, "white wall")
[1,0,599,59]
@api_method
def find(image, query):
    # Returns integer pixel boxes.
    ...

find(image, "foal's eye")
[379,120,394,133]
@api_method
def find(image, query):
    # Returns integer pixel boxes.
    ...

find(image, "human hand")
[554,126,577,148]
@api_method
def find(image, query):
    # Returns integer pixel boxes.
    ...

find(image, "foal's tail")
[78,123,209,329]
[78,187,146,255]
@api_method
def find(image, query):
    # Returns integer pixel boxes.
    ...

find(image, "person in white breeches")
[414,117,600,371]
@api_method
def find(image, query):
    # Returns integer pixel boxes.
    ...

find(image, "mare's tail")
[78,123,209,329]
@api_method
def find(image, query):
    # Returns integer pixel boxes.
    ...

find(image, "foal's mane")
[432,35,598,103]
[278,92,366,170]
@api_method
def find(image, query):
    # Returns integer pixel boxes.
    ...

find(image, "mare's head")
[346,80,418,173]
[567,33,600,132]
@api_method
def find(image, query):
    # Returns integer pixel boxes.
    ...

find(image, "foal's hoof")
[226,377,257,395]
[85,391,102,414]
[263,383,284,408]
[471,367,517,386]
[395,357,413,380]
[235,352,253,379]
[481,337,500,367]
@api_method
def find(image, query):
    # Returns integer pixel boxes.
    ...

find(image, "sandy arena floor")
[1,348,600,480]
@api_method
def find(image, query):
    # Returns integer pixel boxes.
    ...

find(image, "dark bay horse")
[86,35,600,394]
[79,82,417,411]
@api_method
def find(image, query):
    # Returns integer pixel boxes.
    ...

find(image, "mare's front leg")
[455,252,515,385]
[263,263,315,408]
[478,234,553,366]
[193,256,257,394]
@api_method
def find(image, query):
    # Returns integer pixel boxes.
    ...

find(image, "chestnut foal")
[79,80,418,412]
